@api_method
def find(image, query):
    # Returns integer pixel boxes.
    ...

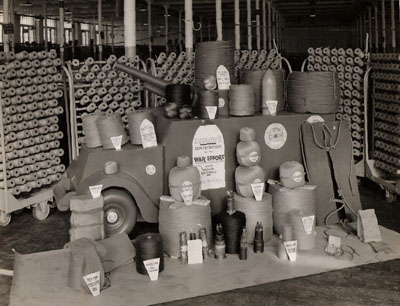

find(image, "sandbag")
[300,120,362,225]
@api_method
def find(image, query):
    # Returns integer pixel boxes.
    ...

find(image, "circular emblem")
[293,171,303,183]
[146,164,156,175]
[249,151,259,163]
[218,98,225,108]
[264,123,287,149]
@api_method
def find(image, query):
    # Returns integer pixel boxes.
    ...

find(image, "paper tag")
[181,189,193,206]
[110,135,122,150]
[83,271,101,296]
[301,215,315,234]
[206,106,217,119]
[216,65,231,90]
[325,235,341,254]
[307,115,325,123]
[265,100,278,116]
[357,209,382,242]
[89,185,103,198]
[284,240,297,262]
[140,119,157,148]
[143,258,160,281]
[188,239,203,264]
[251,182,264,201]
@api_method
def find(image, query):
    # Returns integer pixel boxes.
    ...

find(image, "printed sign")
[357,209,382,242]
[143,258,160,281]
[188,239,203,264]
[140,119,157,148]
[301,215,315,234]
[83,271,101,296]
[110,135,122,150]
[192,125,226,190]
[251,182,264,201]
[264,123,287,149]
[89,185,103,199]
[206,106,218,119]
[284,240,297,262]
[216,65,231,90]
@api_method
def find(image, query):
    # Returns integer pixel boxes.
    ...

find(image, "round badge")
[145,164,156,175]
[264,123,287,149]
[292,171,303,183]
[249,151,259,163]
[218,98,225,108]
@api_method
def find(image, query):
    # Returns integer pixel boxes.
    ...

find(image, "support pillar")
[124,0,137,58]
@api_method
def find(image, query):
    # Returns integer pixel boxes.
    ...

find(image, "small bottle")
[189,232,197,240]
[179,232,188,264]
[239,227,248,260]
[254,222,264,253]
[199,228,210,260]
[226,190,236,215]
[214,224,226,260]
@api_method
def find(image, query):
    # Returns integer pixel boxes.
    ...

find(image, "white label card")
[181,189,193,206]
[251,182,264,201]
[266,100,278,116]
[325,235,341,255]
[302,215,315,234]
[83,271,101,296]
[188,239,203,264]
[284,240,297,262]
[89,185,103,199]
[110,135,122,150]
[206,106,217,120]
[143,258,160,281]
[140,119,157,148]
[216,65,231,90]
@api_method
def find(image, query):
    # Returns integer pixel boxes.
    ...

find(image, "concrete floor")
[1,179,400,306]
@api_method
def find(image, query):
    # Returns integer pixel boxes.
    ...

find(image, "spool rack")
[365,53,400,203]
[63,55,145,159]
[305,47,367,167]
[0,50,67,225]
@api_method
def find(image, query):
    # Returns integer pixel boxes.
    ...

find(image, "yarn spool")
[135,233,164,275]
[287,71,340,114]
[220,209,246,254]
[271,69,285,113]
[229,85,255,116]
[96,113,128,150]
[196,88,219,119]
[234,192,273,243]
[217,89,230,116]
[242,69,264,112]
[158,198,212,257]
[279,161,305,189]
[235,165,265,198]
[168,155,201,202]
[268,182,316,234]
[195,41,235,89]
[289,209,316,250]
[82,113,104,148]
[236,127,261,167]
[165,84,192,107]
[127,109,154,145]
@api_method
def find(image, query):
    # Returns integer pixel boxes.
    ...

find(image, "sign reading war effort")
[192,125,226,190]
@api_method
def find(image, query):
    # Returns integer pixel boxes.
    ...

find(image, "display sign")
[192,125,226,190]
[3,23,13,34]
[357,209,382,242]
[89,185,103,198]
[216,65,231,90]
[143,258,160,281]
[188,239,203,264]
[205,106,217,120]
[284,240,297,262]
[251,182,264,201]
[302,215,315,234]
[110,135,122,150]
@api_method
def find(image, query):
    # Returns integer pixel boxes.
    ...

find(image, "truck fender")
[76,171,159,223]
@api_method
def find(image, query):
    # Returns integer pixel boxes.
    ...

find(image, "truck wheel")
[103,189,137,237]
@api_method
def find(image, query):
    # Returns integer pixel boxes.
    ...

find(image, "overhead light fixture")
[143,23,148,26]
[20,0,33,7]
[164,14,171,17]
[139,8,147,12]
[309,14,316,18]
